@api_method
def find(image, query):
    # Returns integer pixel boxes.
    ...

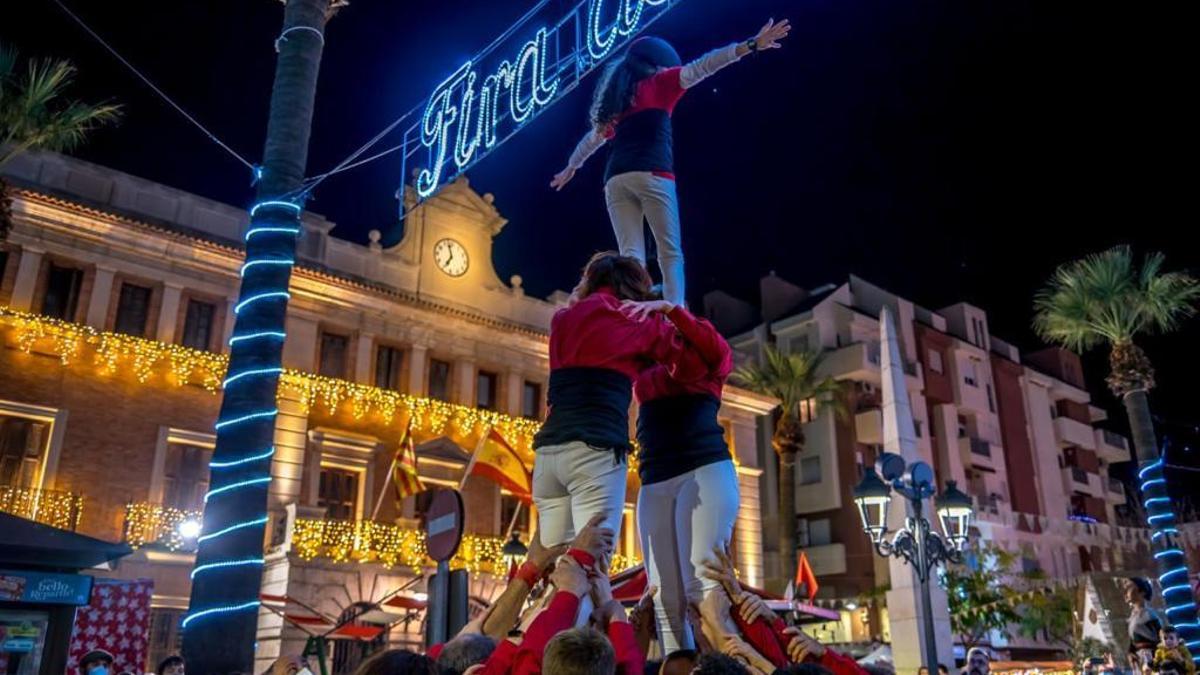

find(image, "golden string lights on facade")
[0,485,83,531]
[124,502,204,551]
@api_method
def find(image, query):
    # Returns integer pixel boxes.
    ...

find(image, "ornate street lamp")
[852,452,975,671]
[501,532,528,571]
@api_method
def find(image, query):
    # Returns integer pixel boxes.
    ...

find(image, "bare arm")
[480,531,566,640]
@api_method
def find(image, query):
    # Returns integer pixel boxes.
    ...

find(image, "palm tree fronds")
[734,345,844,424]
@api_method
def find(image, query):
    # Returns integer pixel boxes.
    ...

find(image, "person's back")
[543,627,617,675]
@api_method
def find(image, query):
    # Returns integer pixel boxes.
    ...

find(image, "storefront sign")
[405,0,684,199]
[0,570,93,606]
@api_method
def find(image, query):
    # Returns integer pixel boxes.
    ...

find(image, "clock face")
[433,238,469,277]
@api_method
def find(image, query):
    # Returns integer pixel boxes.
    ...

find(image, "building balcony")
[0,485,83,531]
[820,341,920,385]
[290,517,641,574]
[800,543,847,576]
[1054,416,1097,450]
[1105,478,1126,504]
[1095,429,1131,462]
[1063,466,1102,498]
[959,436,997,468]
[124,502,204,552]
[855,409,883,445]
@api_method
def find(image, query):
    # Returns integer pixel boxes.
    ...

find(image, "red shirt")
[634,307,733,403]
[548,288,703,382]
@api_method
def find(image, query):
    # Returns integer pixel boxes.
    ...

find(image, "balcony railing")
[0,486,83,531]
[292,517,640,574]
[1071,467,1090,484]
[124,502,203,552]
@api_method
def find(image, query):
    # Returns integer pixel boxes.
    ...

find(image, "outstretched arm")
[551,128,609,190]
[680,18,791,89]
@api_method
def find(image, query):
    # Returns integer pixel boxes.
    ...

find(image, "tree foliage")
[944,544,1019,649]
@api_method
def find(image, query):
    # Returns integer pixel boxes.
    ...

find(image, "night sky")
[8,1,1198,478]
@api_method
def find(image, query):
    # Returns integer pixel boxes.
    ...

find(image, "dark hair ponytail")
[589,57,658,131]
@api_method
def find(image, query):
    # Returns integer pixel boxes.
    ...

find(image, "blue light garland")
[209,447,276,469]
[240,259,295,276]
[1137,451,1199,649]
[1155,548,1185,560]
[214,409,279,431]
[1161,568,1188,584]
[235,291,291,315]
[197,516,270,544]
[191,557,265,580]
[182,601,261,629]
[245,226,301,241]
[228,331,287,346]
[203,476,272,503]
[1138,458,1164,480]
[249,200,302,218]
[1144,496,1171,507]
[223,367,284,389]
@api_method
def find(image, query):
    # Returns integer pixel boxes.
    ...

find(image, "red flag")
[392,422,425,500]
[796,551,820,602]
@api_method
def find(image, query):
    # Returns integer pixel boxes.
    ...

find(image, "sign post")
[423,489,465,648]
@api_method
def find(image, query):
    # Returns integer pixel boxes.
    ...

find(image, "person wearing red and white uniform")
[551,18,791,307]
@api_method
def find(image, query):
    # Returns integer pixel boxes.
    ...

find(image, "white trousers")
[604,171,685,307]
[533,441,628,546]
[636,460,740,652]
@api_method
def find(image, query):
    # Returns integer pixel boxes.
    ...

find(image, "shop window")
[40,263,82,320]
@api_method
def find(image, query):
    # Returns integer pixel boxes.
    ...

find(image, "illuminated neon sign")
[404,0,683,199]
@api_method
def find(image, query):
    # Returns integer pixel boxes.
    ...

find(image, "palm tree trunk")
[778,448,797,590]
[1122,389,1200,644]
[182,1,331,672]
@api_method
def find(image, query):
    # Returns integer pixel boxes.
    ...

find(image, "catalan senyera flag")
[392,422,425,500]
[467,427,533,503]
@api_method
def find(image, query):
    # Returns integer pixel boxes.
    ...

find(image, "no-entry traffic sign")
[425,489,465,563]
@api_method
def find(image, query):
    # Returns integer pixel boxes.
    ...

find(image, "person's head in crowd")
[939,665,950,675]
[436,633,496,674]
[776,664,834,675]
[79,650,115,675]
[1160,625,1180,649]
[919,668,929,675]
[659,649,697,675]
[543,627,616,675]
[351,649,439,675]
[966,647,991,675]
[157,656,185,675]
[690,653,750,675]
[1125,577,1153,607]
[571,251,653,304]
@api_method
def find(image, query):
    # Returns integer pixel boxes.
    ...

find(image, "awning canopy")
[260,593,391,642]
[0,512,131,572]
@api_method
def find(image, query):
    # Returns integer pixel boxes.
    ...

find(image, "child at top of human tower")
[551,17,791,307]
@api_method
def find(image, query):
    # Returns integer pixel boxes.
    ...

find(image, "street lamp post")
[853,452,974,671]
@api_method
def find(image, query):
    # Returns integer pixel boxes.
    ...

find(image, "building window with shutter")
[162,442,211,511]
[476,370,498,410]
[40,263,83,320]
[0,414,49,489]
[318,467,360,521]
[114,282,153,336]
[799,455,822,485]
[319,331,349,378]
[375,344,405,390]
[180,299,216,350]
[522,381,542,419]
[428,359,452,401]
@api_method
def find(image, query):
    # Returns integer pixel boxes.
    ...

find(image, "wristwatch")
[744,38,759,52]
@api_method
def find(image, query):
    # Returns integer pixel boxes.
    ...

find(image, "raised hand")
[620,299,676,321]
[782,626,826,661]
[722,634,776,675]
[734,591,773,625]
[550,166,576,191]
[571,513,615,561]
[628,585,658,650]
[753,18,792,50]
[526,529,568,574]
[699,544,743,599]
[550,555,591,597]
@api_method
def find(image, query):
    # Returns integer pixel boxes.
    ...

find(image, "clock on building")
[433,238,469,277]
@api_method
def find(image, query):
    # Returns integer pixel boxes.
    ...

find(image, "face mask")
[90,666,110,675]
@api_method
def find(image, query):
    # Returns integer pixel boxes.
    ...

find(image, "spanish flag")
[392,423,425,500]
[463,427,532,503]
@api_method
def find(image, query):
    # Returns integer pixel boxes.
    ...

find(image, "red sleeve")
[635,314,707,383]
[648,67,687,110]
[607,621,645,675]
[427,643,444,660]
[566,548,596,572]
[666,307,733,378]
[512,591,581,675]
[479,640,519,675]
[817,648,869,675]
[730,611,788,670]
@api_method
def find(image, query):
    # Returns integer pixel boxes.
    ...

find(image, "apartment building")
[706,274,1193,655]
[0,150,774,673]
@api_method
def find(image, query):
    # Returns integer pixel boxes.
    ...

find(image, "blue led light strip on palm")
[209,447,276,469]
[182,601,260,629]
[1138,450,1199,650]
[214,409,279,430]
[249,200,303,218]
[240,259,295,276]
[228,331,287,346]
[235,291,291,315]
[191,557,265,579]
[197,516,270,544]
[223,367,284,388]
[203,476,272,503]
[245,226,301,241]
